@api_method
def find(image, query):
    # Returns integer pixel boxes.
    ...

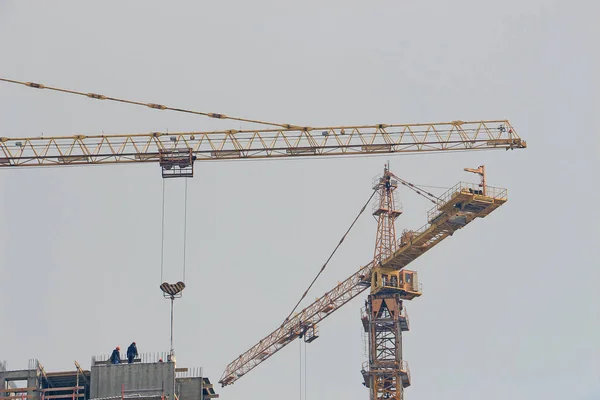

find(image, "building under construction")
[0,356,218,400]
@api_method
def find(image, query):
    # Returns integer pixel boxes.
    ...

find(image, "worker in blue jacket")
[110,346,121,364]
[127,342,138,364]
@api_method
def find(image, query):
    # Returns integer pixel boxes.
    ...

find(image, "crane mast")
[372,165,400,266]
[363,166,414,400]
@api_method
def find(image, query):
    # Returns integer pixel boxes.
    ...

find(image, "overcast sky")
[0,1,598,399]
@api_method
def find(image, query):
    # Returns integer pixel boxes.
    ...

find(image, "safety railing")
[92,352,172,366]
[360,305,409,321]
[401,360,411,385]
[0,385,85,400]
[175,367,203,379]
[361,360,369,371]
[89,383,168,400]
[28,359,40,370]
[372,174,399,191]
[371,193,402,216]
[0,388,36,400]
[426,182,507,223]
[400,307,410,330]
[89,391,164,400]
[407,273,423,294]
[40,387,85,400]
[360,360,410,374]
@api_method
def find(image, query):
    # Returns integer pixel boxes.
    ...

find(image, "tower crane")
[220,164,508,400]
[0,78,526,174]
[1,77,525,399]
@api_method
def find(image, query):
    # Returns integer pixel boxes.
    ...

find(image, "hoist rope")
[160,179,166,283]
[182,178,189,283]
[390,173,442,205]
[411,183,451,190]
[299,339,302,400]
[0,77,299,129]
[282,187,378,324]
[160,179,190,284]
[304,341,307,400]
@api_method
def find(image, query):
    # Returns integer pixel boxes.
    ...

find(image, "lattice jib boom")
[219,262,373,386]
[0,120,524,167]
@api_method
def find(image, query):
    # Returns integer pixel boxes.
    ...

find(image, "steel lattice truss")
[219,262,374,386]
[364,296,407,400]
[220,183,508,386]
[0,120,524,167]
[375,322,398,364]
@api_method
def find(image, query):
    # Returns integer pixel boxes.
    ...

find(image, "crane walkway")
[382,182,507,271]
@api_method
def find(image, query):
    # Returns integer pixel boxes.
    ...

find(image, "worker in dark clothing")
[110,346,121,364]
[127,342,138,364]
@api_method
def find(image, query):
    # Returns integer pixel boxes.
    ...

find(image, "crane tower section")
[361,294,411,400]
[372,167,402,265]
[362,166,421,400]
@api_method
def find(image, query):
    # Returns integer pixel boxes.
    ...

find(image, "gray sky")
[0,1,598,399]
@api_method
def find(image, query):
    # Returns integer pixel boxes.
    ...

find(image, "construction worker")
[127,342,138,364]
[110,346,121,364]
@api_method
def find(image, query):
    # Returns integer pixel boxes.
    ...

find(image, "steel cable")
[390,173,442,205]
[299,339,302,400]
[304,341,307,400]
[183,178,189,282]
[160,179,166,283]
[282,187,378,324]
[0,77,299,129]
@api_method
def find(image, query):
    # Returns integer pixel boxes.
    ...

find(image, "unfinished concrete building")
[0,355,218,400]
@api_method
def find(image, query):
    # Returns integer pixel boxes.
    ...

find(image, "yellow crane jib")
[0,121,525,177]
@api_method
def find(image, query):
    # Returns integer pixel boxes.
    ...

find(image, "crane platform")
[382,182,507,271]
[361,306,410,332]
[361,360,411,389]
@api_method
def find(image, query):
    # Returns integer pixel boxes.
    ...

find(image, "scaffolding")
[0,360,90,400]
[0,357,217,400]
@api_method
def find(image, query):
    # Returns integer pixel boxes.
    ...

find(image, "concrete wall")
[90,362,175,400]
[176,378,202,400]
[0,369,40,400]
